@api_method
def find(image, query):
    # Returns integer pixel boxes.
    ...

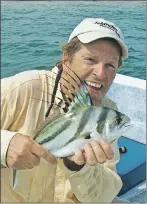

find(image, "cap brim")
[78,31,128,59]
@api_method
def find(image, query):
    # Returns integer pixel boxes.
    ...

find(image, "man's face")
[63,39,120,105]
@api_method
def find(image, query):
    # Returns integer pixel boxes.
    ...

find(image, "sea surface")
[1,1,146,80]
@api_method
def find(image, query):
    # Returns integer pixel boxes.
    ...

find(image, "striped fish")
[34,106,132,158]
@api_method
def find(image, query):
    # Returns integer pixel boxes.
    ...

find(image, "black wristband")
[63,157,85,171]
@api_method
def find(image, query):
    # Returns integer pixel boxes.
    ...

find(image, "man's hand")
[6,133,56,170]
[68,140,114,166]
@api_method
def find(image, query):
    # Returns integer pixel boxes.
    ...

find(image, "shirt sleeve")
[1,72,37,167]
[69,162,122,202]
[70,139,122,202]
[1,70,48,167]
[59,138,122,203]
[1,130,17,167]
[1,91,18,166]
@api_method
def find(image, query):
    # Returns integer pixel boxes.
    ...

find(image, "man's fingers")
[74,148,85,165]
[90,141,107,164]
[41,151,57,164]
[84,143,97,166]
[21,160,34,169]
[99,140,114,160]
[31,141,56,164]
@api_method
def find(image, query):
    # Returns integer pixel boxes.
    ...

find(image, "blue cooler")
[116,136,146,196]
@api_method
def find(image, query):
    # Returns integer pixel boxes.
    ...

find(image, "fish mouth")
[123,121,133,129]
[124,124,132,127]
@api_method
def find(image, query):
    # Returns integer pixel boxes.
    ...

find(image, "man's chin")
[87,87,105,105]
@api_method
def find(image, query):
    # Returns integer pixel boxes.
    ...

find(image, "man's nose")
[93,62,106,79]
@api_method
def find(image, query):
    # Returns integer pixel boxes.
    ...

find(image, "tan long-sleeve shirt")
[1,66,122,202]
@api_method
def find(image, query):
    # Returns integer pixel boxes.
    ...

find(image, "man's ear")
[62,52,69,65]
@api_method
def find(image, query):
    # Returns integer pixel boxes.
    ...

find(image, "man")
[1,18,128,202]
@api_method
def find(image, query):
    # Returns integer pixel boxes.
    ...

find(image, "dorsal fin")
[68,84,92,112]
[30,63,92,117]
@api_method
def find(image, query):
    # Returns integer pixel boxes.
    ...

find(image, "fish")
[34,105,132,158]
[12,63,132,189]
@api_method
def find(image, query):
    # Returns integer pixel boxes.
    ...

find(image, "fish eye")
[85,135,91,139]
[115,118,122,125]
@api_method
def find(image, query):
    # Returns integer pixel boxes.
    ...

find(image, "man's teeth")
[86,81,102,88]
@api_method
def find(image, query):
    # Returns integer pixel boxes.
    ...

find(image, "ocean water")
[1,1,146,80]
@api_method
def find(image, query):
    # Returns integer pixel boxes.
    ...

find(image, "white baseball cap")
[68,18,128,59]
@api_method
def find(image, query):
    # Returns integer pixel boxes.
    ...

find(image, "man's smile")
[85,80,103,91]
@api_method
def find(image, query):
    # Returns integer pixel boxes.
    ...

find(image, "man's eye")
[107,64,116,69]
[85,58,96,63]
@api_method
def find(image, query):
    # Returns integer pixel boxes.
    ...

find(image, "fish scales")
[34,115,64,142]
[41,111,84,151]
[35,113,73,143]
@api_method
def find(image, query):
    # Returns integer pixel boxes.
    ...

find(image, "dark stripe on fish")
[65,107,93,144]
[97,107,109,134]
[39,119,72,145]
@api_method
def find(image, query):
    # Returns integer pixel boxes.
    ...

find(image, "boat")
[106,73,146,203]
